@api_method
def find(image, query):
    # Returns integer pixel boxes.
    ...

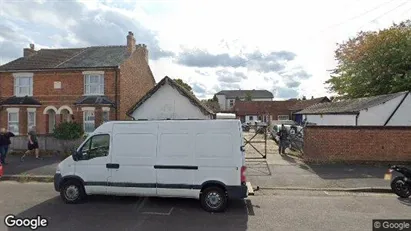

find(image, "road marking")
[323,191,330,195]
[133,197,148,212]
[142,207,174,216]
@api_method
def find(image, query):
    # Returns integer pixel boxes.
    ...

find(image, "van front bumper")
[54,173,62,192]
[227,183,248,199]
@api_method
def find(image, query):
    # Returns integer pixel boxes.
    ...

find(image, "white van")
[54,119,248,212]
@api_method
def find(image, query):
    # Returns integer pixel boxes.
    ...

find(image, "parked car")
[242,123,250,132]
[54,120,248,213]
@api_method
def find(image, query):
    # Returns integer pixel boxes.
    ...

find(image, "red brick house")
[232,101,296,123]
[0,31,155,135]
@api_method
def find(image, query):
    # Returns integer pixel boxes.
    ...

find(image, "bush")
[53,122,84,140]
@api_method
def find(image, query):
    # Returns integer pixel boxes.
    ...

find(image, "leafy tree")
[174,78,194,94]
[235,96,240,101]
[325,20,411,98]
[245,92,252,101]
[212,94,218,102]
[302,96,307,100]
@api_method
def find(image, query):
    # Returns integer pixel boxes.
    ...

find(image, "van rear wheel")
[200,186,227,213]
[60,180,85,204]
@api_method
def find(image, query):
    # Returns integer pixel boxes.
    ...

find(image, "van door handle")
[106,163,119,169]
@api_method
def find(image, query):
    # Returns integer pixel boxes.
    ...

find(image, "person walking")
[0,128,15,165]
[21,127,41,161]
[277,124,288,155]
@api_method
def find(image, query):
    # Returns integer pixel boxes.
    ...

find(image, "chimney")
[141,44,148,63]
[23,43,36,57]
[126,31,136,54]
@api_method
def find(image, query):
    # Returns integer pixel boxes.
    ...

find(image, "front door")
[74,134,111,195]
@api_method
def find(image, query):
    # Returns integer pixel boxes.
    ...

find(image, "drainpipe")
[355,113,359,126]
[114,67,119,120]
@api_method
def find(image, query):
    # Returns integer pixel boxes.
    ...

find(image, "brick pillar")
[95,107,103,128]
[55,114,61,127]
[20,107,28,135]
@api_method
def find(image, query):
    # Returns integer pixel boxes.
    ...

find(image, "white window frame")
[7,108,19,135]
[13,73,33,97]
[278,115,290,121]
[27,108,36,132]
[82,107,96,133]
[83,71,104,96]
[102,107,110,123]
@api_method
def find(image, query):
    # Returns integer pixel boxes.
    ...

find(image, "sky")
[0,0,410,100]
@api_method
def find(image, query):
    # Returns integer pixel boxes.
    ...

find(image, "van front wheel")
[60,180,85,204]
[200,186,227,213]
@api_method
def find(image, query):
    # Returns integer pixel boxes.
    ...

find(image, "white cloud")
[1,0,410,100]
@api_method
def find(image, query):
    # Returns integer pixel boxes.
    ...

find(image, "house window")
[84,74,104,95]
[84,111,95,133]
[27,110,36,132]
[249,116,253,120]
[14,76,33,96]
[8,111,19,135]
[229,99,235,107]
[278,115,290,121]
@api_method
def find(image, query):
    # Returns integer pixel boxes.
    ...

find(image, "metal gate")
[244,125,268,159]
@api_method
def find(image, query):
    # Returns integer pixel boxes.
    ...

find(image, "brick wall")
[303,126,411,162]
[0,69,116,134]
[119,45,156,120]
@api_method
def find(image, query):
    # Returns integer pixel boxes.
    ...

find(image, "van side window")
[79,134,110,160]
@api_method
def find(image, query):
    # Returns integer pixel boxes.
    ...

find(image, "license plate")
[384,173,392,181]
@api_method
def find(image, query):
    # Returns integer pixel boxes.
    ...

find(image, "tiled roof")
[288,97,330,111]
[233,100,296,115]
[126,76,214,118]
[295,91,409,114]
[216,90,273,99]
[0,96,41,105]
[0,46,134,71]
[74,96,115,107]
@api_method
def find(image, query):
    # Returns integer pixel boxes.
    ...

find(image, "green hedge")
[53,122,84,140]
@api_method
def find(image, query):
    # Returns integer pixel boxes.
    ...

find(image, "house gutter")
[383,92,409,126]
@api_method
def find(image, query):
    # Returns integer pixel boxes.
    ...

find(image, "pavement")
[0,149,403,192]
[0,181,410,231]
[245,152,397,191]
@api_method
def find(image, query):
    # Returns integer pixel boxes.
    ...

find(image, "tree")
[325,20,411,98]
[174,78,193,94]
[245,92,252,101]
[235,96,240,101]
[302,96,307,100]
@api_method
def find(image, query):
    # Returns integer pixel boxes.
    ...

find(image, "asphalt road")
[0,182,410,231]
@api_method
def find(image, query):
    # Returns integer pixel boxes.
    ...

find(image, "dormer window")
[83,71,104,95]
[13,73,33,97]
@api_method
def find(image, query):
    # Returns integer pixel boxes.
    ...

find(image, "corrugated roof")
[0,46,133,71]
[288,97,330,111]
[296,91,408,114]
[216,90,273,99]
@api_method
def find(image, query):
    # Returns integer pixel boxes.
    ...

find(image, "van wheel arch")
[200,181,227,194]
[59,176,86,192]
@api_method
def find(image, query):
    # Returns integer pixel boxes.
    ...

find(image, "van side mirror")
[72,150,81,161]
